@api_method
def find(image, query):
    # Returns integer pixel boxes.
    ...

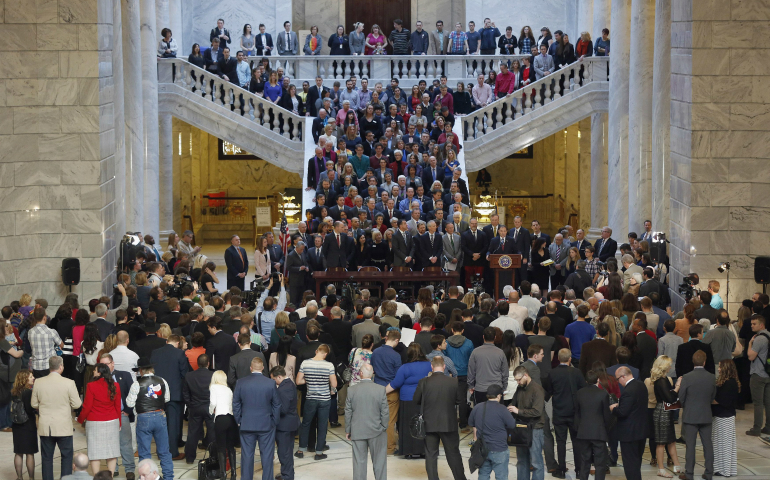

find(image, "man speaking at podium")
[486,225,519,299]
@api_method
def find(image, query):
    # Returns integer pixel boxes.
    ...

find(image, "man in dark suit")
[224,234,249,290]
[254,23,274,56]
[322,221,352,269]
[418,221,444,270]
[323,307,353,362]
[675,323,715,376]
[413,356,467,480]
[695,291,719,324]
[536,290,573,328]
[307,235,327,274]
[572,229,589,259]
[632,316,657,380]
[151,334,190,461]
[307,147,327,191]
[638,267,662,298]
[99,353,136,476]
[461,218,489,290]
[578,323,618,377]
[421,156,445,188]
[594,226,618,262]
[228,333,267,389]
[442,169,470,204]
[204,39,223,74]
[286,242,311,306]
[182,354,214,463]
[392,219,416,268]
[311,110,330,143]
[329,196,352,221]
[210,19,231,49]
[205,317,239,373]
[575,369,613,480]
[92,304,115,341]
[545,349,588,478]
[609,366,648,480]
[530,219,551,247]
[678,350,716,480]
[217,47,238,83]
[509,215,531,283]
[485,224,518,298]
[133,320,167,359]
[233,357,282,480]
[437,286,466,320]
[271,366,300,480]
[160,299,181,330]
[306,76,328,117]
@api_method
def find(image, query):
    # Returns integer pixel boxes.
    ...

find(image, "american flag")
[281,213,289,276]
[280,214,288,235]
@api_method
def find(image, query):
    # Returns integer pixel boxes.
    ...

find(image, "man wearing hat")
[126,357,174,480]
[467,383,518,479]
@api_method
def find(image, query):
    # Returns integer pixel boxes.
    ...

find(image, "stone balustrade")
[461,57,609,142]
[158,58,305,141]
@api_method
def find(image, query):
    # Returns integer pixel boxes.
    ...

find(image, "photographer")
[250,273,287,341]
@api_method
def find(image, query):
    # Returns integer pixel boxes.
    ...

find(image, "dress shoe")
[294,451,304,458]
[329,421,342,428]
[172,453,186,461]
[276,475,283,480]
[179,440,186,447]
[608,458,618,467]
[760,436,770,447]
[678,473,687,480]
[746,428,762,436]
[314,453,327,460]
[762,427,770,435]
[198,442,207,450]
[126,473,135,480]
[552,470,566,479]
[676,436,686,444]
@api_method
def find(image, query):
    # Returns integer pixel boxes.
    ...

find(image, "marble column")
[627,0,655,233]
[651,0,670,236]
[141,0,161,238]
[593,0,611,37]
[159,115,174,235]
[579,118,592,232]
[589,113,609,239]
[578,0,594,35]
[123,0,145,233]
[156,0,169,37]
[607,0,630,241]
[113,0,127,239]
[168,0,182,50]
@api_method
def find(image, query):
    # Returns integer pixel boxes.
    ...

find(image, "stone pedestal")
[159,114,174,235]
[589,113,609,240]
[579,118,592,233]
[123,0,145,233]
[607,0,631,242]
[651,0,671,237]
[627,0,655,232]
[141,0,160,238]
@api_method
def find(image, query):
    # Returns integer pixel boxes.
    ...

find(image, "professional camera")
[596,260,608,277]
[677,273,700,302]
[470,273,485,295]
[166,274,198,299]
[434,287,445,303]
[341,277,360,302]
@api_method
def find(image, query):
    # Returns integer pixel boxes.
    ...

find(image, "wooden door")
[346,0,411,53]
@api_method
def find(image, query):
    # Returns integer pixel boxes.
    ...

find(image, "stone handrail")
[461,57,609,141]
[158,58,305,141]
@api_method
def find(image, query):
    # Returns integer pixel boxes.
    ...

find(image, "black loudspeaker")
[62,258,80,286]
[755,256,770,284]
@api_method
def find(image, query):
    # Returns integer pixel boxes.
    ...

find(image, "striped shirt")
[388,28,411,55]
[299,359,335,401]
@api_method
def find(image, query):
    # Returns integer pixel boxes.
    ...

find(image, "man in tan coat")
[31,356,82,480]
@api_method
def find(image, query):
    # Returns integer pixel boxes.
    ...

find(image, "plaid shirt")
[584,258,601,277]
[28,324,62,371]
[448,31,467,53]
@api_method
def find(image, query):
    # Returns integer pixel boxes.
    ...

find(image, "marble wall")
[464,0,582,46]
[668,0,770,315]
[0,0,118,309]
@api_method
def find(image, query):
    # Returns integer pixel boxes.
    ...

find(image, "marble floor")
[1,407,768,480]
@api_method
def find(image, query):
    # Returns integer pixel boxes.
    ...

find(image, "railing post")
[445,56,465,80]
[370,57,390,79]
[298,60,317,81]
[158,60,174,84]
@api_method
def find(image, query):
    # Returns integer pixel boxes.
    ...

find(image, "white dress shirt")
[489,315,523,336]
[209,383,234,417]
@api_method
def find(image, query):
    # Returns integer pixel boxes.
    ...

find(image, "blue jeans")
[299,398,330,452]
[516,428,544,480]
[479,449,510,480]
[40,435,73,480]
[137,410,174,480]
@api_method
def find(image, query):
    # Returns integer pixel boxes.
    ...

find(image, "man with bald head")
[345,363,389,480]
[609,366,648,480]
[61,452,90,480]
[111,329,140,380]
[322,220,352,269]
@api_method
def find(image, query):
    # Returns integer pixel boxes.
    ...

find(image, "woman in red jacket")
[77,362,122,474]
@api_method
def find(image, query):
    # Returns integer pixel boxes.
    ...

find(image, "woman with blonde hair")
[645,356,681,477]
[97,333,118,360]
[209,370,237,480]
[157,323,172,340]
[12,369,37,480]
[565,246,580,276]
[19,294,33,320]
[269,311,291,346]
[576,31,593,59]
[713,359,740,477]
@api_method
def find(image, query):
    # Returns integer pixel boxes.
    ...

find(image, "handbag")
[730,323,744,357]
[409,391,426,440]
[508,415,533,447]
[75,353,86,373]
[468,403,489,473]
[663,378,681,411]
[197,442,220,480]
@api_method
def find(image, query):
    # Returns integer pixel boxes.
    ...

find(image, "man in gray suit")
[678,350,716,480]
[352,307,381,348]
[621,254,643,293]
[406,208,423,238]
[451,211,469,234]
[442,222,463,271]
[534,43,555,79]
[345,364,388,480]
[549,233,570,287]
[276,21,298,55]
[392,219,415,267]
[228,333,267,388]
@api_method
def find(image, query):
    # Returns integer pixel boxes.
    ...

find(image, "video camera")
[166,274,199,299]
[243,272,281,310]
[470,273,485,296]
[677,273,700,302]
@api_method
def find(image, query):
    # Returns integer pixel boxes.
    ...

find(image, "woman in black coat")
[352,234,372,270]
[278,84,305,115]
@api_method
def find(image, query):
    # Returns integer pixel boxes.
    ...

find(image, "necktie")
[451,235,455,248]
[600,239,606,253]
[317,247,321,257]
[287,32,291,50]
[430,234,434,247]
[473,231,477,241]
[236,247,244,267]
[501,237,505,249]
[432,168,436,181]
[514,229,518,242]
[336,234,340,246]
[556,245,561,259]
[493,226,497,237]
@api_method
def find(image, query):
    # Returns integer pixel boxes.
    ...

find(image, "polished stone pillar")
[113,0,127,239]
[156,0,169,37]
[159,114,174,236]
[141,0,160,238]
[651,0,671,236]
[593,0,611,37]
[123,0,145,233]
[578,118,592,232]
[607,0,631,241]
[168,0,182,49]
[589,113,609,239]
[627,0,655,232]
[578,0,594,34]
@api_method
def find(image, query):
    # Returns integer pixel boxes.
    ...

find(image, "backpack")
[758,333,770,376]
[10,395,28,424]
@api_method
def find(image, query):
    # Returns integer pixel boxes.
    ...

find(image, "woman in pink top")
[72,309,90,357]
[365,24,388,55]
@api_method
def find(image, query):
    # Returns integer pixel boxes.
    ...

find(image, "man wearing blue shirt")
[564,305,597,364]
[478,18,501,55]
[466,21,481,54]
[235,51,251,88]
[371,330,403,455]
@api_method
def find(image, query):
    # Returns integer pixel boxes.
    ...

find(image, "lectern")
[487,254,523,300]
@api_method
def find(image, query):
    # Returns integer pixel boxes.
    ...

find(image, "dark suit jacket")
[508,227,531,260]
[636,332,657,380]
[255,33,274,56]
[306,85,328,117]
[544,364,587,421]
[217,57,238,82]
[92,317,114,342]
[391,229,416,267]
[286,250,311,287]
[322,232,352,268]
[413,373,461,432]
[571,239,589,259]
[113,369,135,421]
[161,312,181,330]
[575,384,612,441]
[210,27,231,48]
[233,372,281,431]
[307,245,327,272]
[312,117,328,143]
[578,338,617,377]
[276,378,300,431]
[323,319,353,361]
[612,378,648,441]
[639,279,662,298]
[461,229,489,267]
[182,367,214,410]
[224,245,249,284]
[535,313,566,338]
[695,305,719,324]
[203,47,223,73]
[132,334,167,360]
[268,244,284,268]
[228,348,267,388]
[486,236,518,256]
[421,166,445,188]
[418,232,443,267]
[531,232,551,247]
[675,339,716,376]
[297,341,337,372]
[594,237,618,262]
[206,330,239,373]
[438,299,466,320]
[279,91,305,114]
[149,299,170,317]
[151,343,190,402]
[463,320,485,348]
[537,302,573,329]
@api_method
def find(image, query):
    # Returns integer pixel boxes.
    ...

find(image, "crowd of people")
[2,217,768,480]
